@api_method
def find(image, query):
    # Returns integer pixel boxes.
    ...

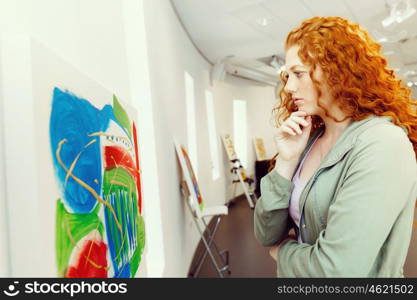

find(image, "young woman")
[254,16,417,277]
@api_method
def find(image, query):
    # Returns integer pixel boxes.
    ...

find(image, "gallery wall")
[0,54,8,276]
[143,0,277,276]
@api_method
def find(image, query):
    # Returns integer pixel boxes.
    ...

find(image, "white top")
[289,132,322,243]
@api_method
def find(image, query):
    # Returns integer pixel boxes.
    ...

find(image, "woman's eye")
[294,71,304,78]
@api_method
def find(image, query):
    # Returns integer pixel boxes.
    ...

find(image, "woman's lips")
[294,98,304,105]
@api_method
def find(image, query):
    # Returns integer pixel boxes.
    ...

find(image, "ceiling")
[171,0,417,83]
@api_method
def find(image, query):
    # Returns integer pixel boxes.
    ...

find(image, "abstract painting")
[253,137,268,161]
[50,87,145,278]
[175,143,204,211]
[221,134,248,180]
[221,134,237,161]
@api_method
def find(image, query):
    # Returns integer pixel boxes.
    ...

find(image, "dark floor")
[191,196,276,278]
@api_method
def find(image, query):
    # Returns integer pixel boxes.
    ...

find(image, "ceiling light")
[382,0,417,27]
[382,15,396,27]
[256,17,270,27]
[407,81,413,87]
[396,7,416,22]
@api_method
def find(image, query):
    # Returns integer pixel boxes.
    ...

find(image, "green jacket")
[254,115,417,277]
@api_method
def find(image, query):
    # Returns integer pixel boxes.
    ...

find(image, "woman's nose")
[284,77,297,94]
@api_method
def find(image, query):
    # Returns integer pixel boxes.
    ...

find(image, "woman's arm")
[254,111,312,246]
[254,163,297,246]
[277,125,417,277]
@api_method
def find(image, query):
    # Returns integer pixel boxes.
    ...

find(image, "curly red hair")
[273,16,417,158]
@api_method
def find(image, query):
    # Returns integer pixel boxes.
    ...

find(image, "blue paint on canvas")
[50,87,113,213]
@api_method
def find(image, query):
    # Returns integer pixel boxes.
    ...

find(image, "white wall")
[212,76,277,200]
[0,51,10,276]
[0,0,131,103]
[143,0,277,276]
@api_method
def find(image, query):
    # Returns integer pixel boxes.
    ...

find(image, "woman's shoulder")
[353,117,415,162]
[356,117,410,145]
[346,117,417,185]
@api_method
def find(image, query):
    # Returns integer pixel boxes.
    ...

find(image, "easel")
[174,142,229,278]
[229,158,256,208]
[179,181,230,278]
[222,135,257,209]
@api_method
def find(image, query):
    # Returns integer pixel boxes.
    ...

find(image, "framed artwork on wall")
[253,137,268,161]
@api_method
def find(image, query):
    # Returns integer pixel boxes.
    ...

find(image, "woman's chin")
[297,107,310,114]
[297,106,317,116]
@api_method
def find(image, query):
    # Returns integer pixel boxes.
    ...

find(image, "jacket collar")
[321,115,395,167]
[294,115,395,178]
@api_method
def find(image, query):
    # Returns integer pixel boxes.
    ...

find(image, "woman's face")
[284,45,332,116]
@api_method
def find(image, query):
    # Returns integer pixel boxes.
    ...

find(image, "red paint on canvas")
[132,122,142,214]
[65,239,108,278]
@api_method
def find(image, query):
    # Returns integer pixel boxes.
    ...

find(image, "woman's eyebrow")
[287,65,306,71]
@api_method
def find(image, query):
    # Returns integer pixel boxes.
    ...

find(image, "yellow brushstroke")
[114,232,128,262]
[110,180,129,189]
[84,222,102,269]
[63,215,109,271]
[56,139,122,233]
[65,151,83,186]
[65,139,97,186]
[85,139,97,148]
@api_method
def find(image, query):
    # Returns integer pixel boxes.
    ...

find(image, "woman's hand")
[269,234,297,261]
[275,111,312,161]
[274,111,312,179]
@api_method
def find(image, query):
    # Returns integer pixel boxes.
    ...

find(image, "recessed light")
[256,17,269,27]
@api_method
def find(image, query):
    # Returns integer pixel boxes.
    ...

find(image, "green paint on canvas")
[103,167,139,269]
[55,199,103,277]
[103,167,136,193]
[113,95,132,140]
[130,214,145,276]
